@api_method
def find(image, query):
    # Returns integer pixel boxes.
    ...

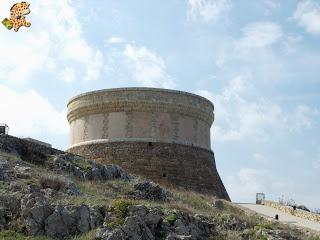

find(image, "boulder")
[130,181,173,202]
[122,215,154,240]
[52,154,131,181]
[97,227,126,240]
[0,208,7,230]
[0,160,14,181]
[0,194,21,217]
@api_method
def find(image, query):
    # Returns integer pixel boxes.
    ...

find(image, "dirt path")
[238,203,320,232]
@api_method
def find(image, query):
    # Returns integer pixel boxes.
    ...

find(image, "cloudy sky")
[0,0,319,209]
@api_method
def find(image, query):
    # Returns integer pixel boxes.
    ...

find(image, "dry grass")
[39,175,67,191]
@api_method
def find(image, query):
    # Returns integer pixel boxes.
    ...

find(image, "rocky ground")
[0,138,319,240]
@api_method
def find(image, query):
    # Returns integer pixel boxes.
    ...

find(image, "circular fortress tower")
[67,88,230,200]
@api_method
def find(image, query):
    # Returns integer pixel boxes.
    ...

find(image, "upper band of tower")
[67,88,214,124]
[67,87,215,150]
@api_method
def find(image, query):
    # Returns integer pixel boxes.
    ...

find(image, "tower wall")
[67,88,230,200]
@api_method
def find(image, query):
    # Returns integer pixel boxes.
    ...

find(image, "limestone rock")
[0,208,7,230]
[51,154,131,181]
[130,181,173,202]
[0,194,21,217]
[97,227,125,240]
[0,160,14,181]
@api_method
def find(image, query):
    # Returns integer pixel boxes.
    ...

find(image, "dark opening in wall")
[148,142,153,147]
[162,173,166,178]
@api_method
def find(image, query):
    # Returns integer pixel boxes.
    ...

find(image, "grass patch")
[56,179,133,207]
[73,157,92,171]
[70,230,97,240]
[109,199,134,227]
[0,230,50,240]
[39,175,67,191]
[164,213,177,225]
[0,151,21,162]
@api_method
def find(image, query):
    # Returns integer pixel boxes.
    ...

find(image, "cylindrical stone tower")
[67,88,229,200]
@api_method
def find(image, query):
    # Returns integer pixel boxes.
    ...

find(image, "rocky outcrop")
[50,154,132,181]
[0,135,63,165]
[97,205,216,240]
[0,160,14,181]
[0,190,99,238]
[128,181,173,202]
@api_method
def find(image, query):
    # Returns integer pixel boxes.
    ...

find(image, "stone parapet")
[67,88,214,125]
[261,200,320,223]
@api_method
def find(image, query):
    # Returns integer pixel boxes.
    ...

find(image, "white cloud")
[215,21,284,71]
[106,43,175,88]
[261,0,280,16]
[197,76,319,142]
[106,37,125,45]
[292,0,320,36]
[0,0,103,84]
[123,44,175,88]
[254,153,267,163]
[0,85,68,137]
[226,168,268,202]
[237,21,283,49]
[60,67,76,84]
[187,0,231,23]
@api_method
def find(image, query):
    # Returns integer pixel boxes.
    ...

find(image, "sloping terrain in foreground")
[0,135,319,240]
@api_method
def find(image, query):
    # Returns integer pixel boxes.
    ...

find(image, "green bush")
[164,213,177,225]
[109,199,133,226]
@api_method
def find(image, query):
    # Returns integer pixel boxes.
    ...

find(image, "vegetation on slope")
[0,149,319,240]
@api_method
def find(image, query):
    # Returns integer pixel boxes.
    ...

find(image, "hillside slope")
[0,135,319,240]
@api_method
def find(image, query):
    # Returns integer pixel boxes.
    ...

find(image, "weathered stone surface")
[0,194,21,217]
[51,153,131,182]
[98,205,216,240]
[97,227,125,240]
[0,208,7,230]
[129,181,173,202]
[0,160,14,181]
[44,204,105,239]
[0,135,63,165]
[213,199,225,210]
[69,141,229,200]
[19,191,105,238]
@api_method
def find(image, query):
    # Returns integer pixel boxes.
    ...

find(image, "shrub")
[164,213,177,225]
[109,199,133,226]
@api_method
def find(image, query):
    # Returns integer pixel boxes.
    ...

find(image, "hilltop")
[0,135,319,240]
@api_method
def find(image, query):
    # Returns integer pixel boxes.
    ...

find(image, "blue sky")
[0,0,319,209]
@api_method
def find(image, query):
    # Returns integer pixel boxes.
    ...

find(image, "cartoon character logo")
[2,2,31,32]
